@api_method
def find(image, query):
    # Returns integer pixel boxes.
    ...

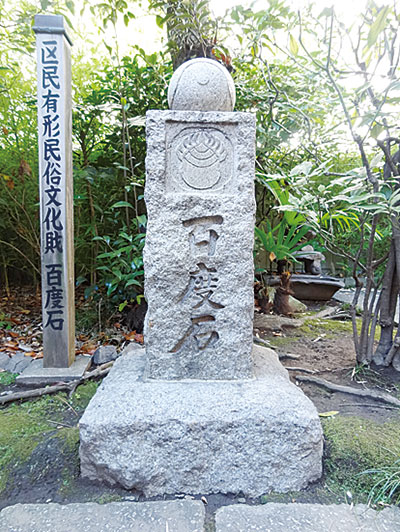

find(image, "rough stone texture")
[144,110,255,380]
[215,503,400,532]
[253,313,304,332]
[0,351,10,370]
[266,288,307,313]
[168,58,236,111]
[288,295,307,313]
[79,345,323,497]
[2,352,32,374]
[93,345,118,365]
[0,500,205,532]
[16,355,90,386]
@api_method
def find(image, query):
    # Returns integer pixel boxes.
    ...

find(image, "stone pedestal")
[79,345,322,496]
[16,356,90,386]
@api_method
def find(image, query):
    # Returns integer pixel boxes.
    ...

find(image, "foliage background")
[1,0,400,337]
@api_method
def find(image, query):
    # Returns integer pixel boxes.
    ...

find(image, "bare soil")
[254,303,400,423]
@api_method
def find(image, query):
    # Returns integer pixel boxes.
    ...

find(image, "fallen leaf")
[24,351,36,357]
[134,333,144,344]
[9,331,19,338]
[319,411,339,418]
[80,342,97,355]
[33,352,43,359]
[20,309,31,315]
[124,331,137,341]
[3,342,18,350]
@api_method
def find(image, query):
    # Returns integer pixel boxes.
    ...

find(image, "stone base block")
[16,355,91,386]
[79,345,323,497]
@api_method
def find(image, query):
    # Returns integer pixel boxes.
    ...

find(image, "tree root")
[278,352,301,360]
[253,336,271,348]
[296,375,400,407]
[0,362,113,406]
[285,366,316,374]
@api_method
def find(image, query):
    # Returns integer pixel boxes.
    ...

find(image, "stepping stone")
[0,500,205,532]
[215,503,400,532]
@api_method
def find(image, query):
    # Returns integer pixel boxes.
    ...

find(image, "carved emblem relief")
[167,126,234,193]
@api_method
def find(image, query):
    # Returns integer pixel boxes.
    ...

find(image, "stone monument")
[79,58,323,496]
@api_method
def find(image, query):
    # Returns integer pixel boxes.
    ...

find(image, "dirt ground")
[254,305,400,423]
[1,288,400,515]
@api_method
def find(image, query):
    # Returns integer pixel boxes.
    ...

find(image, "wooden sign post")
[18,15,89,383]
[34,14,75,368]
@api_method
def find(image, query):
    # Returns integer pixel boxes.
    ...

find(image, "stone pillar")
[34,15,75,368]
[144,60,255,380]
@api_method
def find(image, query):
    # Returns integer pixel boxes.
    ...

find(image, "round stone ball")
[168,58,236,112]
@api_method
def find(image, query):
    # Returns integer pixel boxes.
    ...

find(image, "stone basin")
[266,274,345,301]
[290,274,344,301]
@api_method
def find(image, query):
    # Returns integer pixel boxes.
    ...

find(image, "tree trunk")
[371,146,400,371]
[374,241,397,364]
[273,272,293,316]
[155,0,215,70]
[381,222,400,369]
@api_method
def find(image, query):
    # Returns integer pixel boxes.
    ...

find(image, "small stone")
[168,58,236,111]
[4,352,31,374]
[289,295,307,313]
[93,345,119,365]
[392,351,400,371]
[0,352,10,370]
[267,287,307,313]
